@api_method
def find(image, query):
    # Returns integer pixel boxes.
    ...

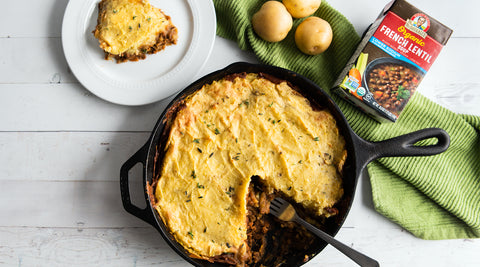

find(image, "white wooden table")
[1,0,479,266]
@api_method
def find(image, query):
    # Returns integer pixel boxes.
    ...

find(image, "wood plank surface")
[2,0,478,38]
[0,38,477,133]
[1,0,479,266]
[1,225,478,267]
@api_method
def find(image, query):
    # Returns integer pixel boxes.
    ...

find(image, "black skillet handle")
[120,143,158,228]
[355,128,450,171]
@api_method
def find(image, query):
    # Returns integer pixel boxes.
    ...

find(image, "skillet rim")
[142,62,361,267]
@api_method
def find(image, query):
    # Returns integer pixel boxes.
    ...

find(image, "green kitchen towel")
[212,0,480,239]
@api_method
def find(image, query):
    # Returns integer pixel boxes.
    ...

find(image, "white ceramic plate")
[62,0,216,105]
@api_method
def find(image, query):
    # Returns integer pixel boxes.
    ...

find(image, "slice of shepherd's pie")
[93,0,178,63]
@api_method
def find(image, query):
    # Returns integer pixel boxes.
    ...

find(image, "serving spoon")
[269,197,380,267]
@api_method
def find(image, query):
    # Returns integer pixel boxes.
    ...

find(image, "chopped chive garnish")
[209,152,214,158]
[188,231,194,238]
[197,147,203,153]
[193,139,200,143]
[132,16,137,20]
[191,170,196,179]
[313,137,320,141]
[214,128,220,135]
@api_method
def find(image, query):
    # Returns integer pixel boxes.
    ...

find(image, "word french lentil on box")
[333,0,452,122]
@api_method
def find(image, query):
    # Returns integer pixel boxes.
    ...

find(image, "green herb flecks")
[397,85,411,100]
[214,128,220,135]
[191,170,196,179]
[197,147,203,153]
[239,100,249,107]
[193,139,200,143]
[313,137,320,141]
[226,186,235,196]
[188,231,194,239]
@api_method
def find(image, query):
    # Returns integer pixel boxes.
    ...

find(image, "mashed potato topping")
[93,0,177,62]
[154,73,346,260]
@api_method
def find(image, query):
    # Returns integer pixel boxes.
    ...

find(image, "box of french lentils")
[333,0,452,122]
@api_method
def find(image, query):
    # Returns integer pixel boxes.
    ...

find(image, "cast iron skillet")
[120,62,449,266]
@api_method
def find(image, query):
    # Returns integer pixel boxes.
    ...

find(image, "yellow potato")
[295,16,333,55]
[283,0,322,18]
[252,1,293,42]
